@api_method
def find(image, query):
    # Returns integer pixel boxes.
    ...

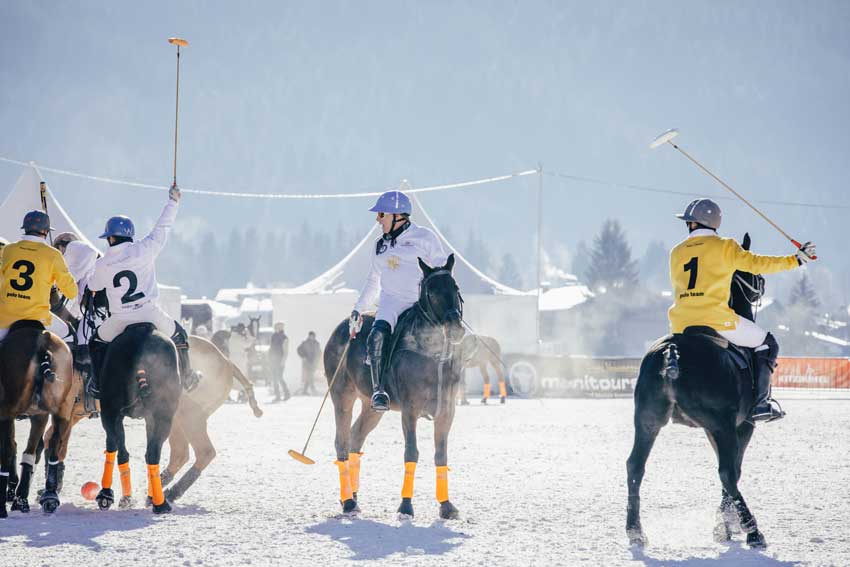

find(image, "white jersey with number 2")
[88,199,178,314]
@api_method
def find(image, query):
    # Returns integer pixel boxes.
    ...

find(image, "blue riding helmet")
[99,215,135,239]
[369,191,412,215]
[21,210,52,233]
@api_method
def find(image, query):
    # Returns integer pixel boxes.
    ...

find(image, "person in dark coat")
[268,322,291,402]
[296,331,322,395]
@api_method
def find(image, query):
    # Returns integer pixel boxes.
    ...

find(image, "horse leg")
[397,409,419,518]
[348,407,384,502]
[96,411,120,510]
[495,362,508,403]
[0,419,13,518]
[625,408,668,547]
[161,423,190,488]
[145,414,174,514]
[480,364,491,404]
[332,382,358,515]
[712,426,767,549]
[165,410,214,502]
[434,403,459,520]
[39,415,70,514]
[12,414,47,513]
[113,417,134,508]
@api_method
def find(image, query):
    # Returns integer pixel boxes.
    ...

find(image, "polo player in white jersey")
[87,185,200,397]
[349,190,447,411]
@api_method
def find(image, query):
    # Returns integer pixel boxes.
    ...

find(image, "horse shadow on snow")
[631,544,801,567]
[306,517,470,560]
[0,503,208,551]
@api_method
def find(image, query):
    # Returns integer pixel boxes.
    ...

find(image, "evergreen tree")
[498,252,523,289]
[640,240,669,291]
[585,219,639,293]
[788,273,820,309]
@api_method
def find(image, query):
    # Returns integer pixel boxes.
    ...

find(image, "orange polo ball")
[81,481,99,501]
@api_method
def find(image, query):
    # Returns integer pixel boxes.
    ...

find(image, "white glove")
[796,241,816,264]
[169,183,182,202]
[348,310,362,339]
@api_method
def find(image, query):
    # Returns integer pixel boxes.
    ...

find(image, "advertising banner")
[774,357,850,389]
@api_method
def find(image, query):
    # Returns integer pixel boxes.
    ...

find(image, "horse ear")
[742,232,751,251]
[445,253,455,272]
[418,257,432,275]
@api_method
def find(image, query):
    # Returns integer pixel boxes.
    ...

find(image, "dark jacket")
[269,331,288,362]
[297,337,321,368]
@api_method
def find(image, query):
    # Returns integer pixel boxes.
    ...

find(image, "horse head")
[729,232,765,322]
[417,253,465,344]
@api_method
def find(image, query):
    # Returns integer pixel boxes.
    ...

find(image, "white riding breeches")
[0,317,72,343]
[96,303,176,342]
[718,317,768,349]
[375,293,416,331]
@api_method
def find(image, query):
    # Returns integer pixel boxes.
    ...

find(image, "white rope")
[0,156,537,199]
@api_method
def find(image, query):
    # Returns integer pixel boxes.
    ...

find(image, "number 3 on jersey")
[113,270,146,304]
[683,257,699,290]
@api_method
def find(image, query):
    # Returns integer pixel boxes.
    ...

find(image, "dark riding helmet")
[21,210,52,233]
[99,215,135,239]
[676,198,721,230]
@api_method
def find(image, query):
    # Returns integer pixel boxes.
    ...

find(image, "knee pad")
[171,322,189,347]
[756,332,779,363]
[367,320,391,353]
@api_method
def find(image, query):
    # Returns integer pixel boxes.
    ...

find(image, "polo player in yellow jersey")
[0,211,78,342]
[669,198,816,422]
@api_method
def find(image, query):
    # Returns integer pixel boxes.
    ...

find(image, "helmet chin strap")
[382,215,410,247]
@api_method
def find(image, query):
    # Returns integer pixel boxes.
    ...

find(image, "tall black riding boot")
[88,337,108,399]
[172,323,201,392]
[367,320,391,412]
[752,333,784,422]
[74,344,98,413]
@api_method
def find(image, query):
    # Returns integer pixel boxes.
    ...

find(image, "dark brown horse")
[0,321,75,517]
[325,255,465,520]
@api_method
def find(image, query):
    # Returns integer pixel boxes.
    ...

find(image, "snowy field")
[2,395,848,567]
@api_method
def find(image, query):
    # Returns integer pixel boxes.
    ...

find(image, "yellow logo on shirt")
[387,256,401,270]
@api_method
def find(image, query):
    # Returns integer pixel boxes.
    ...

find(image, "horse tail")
[37,330,57,383]
[231,361,263,418]
[660,343,680,381]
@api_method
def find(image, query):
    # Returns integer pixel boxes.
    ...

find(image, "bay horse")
[626,233,769,549]
[95,323,181,514]
[325,254,466,520]
[0,321,74,517]
[457,334,507,405]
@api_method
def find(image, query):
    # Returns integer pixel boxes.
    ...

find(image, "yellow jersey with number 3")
[668,231,797,333]
[0,237,78,328]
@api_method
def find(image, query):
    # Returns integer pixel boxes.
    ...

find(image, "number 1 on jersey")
[684,257,699,290]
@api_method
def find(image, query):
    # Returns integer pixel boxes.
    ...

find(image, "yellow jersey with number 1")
[668,232,797,334]
[0,238,78,328]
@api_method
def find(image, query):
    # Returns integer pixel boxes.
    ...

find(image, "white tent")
[0,165,93,245]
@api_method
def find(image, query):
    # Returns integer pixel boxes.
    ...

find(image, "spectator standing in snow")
[268,322,291,402]
[296,331,322,395]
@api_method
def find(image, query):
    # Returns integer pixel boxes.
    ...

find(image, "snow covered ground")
[2,395,847,566]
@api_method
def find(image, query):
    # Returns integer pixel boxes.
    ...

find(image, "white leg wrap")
[22,453,36,467]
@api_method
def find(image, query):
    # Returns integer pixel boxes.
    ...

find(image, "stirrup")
[182,370,202,392]
[752,400,785,423]
[370,390,390,412]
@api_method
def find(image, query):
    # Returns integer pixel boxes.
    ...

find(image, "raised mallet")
[168,37,188,188]
[651,128,815,258]
[288,341,351,465]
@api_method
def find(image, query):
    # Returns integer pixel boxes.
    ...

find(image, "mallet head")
[650,128,680,149]
[168,37,189,47]
[288,449,316,465]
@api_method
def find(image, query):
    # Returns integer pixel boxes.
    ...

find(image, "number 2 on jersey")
[113,270,146,304]
[683,257,699,290]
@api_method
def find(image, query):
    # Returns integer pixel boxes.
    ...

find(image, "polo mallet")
[39,181,53,245]
[288,340,351,465]
[650,128,816,259]
[168,37,188,188]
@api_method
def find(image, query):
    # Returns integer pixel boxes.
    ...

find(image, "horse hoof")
[40,495,59,514]
[341,498,359,516]
[118,496,135,509]
[439,501,459,520]
[152,500,172,514]
[747,530,767,549]
[96,488,114,511]
[397,497,414,519]
[11,497,30,513]
[0,507,6,519]
[627,528,648,548]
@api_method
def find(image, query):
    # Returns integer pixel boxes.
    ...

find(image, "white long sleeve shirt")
[89,199,178,314]
[354,222,447,313]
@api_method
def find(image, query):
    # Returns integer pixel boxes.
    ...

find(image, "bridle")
[417,269,463,327]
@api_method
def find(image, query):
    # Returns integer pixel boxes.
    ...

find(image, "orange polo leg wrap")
[401,462,417,499]
[101,451,117,490]
[118,462,132,497]
[483,383,491,400]
[499,381,507,398]
[147,464,165,506]
[348,453,362,494]
[436,466,449,503]
[335,460,354,502]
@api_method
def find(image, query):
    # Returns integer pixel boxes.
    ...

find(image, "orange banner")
[775,357,850,389]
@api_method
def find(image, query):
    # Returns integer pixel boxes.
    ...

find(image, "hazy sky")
[2,1,848,301]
